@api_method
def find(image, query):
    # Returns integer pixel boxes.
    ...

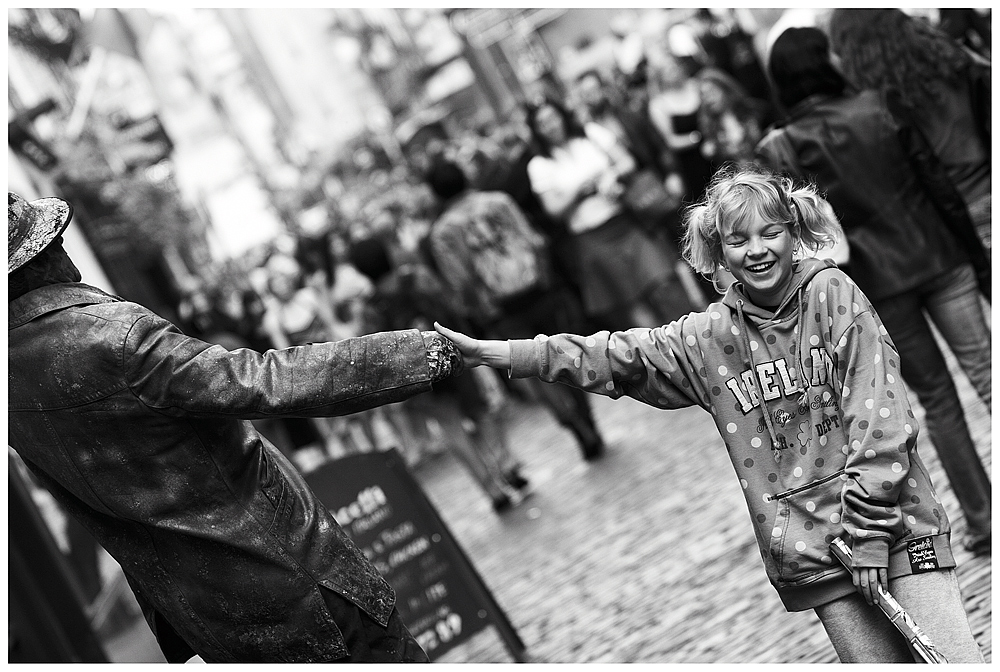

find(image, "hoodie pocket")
[768,470,846,583]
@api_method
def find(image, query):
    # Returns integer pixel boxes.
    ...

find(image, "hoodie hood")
[721,257,837,320]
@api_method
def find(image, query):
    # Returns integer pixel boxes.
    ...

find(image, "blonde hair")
[682,164,843,283]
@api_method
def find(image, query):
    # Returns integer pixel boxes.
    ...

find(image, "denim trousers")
[967,192,991,252]
[870,264,991,540]
[814,569,984,663]
[413,372,520,501]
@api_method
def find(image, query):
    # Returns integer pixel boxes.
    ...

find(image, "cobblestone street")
[417,349,992,664]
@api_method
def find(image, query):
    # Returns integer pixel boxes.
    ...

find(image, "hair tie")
[789,199,800,226]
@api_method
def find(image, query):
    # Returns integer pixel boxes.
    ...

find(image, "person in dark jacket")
[828,8,991,253]
[7,192,468,662]
[754,27,991,556]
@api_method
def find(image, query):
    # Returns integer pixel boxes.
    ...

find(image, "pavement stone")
[414,347,992,664]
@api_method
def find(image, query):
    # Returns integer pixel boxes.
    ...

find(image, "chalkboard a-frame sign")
[305,448,526,662]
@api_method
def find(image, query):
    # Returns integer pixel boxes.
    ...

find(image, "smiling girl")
[435,165,983,662]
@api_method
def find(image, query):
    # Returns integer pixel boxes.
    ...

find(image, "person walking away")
[755,27,992,556]
[7,192,471,662]
[434,167,985,663]
[473,120,584,306]
[828,9,991,253]
[349,234,527,512]
[425,158,607,462]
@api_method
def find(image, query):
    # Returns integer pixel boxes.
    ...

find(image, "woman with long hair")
[693,67,768,170]
[829,9,991,250]
[645,52,715,204]
[524,96,698,332]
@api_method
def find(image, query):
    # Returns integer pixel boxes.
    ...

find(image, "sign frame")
[305,448,526,662]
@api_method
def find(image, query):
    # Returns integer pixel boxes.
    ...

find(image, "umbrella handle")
[829,538,947,663]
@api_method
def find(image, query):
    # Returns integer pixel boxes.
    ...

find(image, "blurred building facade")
[10,8,792,282]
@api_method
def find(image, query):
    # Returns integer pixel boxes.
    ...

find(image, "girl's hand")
[852,566,888,607]
[433,322,511,370]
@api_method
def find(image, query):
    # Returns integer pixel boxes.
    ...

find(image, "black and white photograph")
[8,6,991,664]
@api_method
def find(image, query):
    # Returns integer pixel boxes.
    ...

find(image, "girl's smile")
[721,216,796,307]
[746,260,777,273]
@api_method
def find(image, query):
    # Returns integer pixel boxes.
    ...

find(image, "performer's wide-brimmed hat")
[8,192,73,274]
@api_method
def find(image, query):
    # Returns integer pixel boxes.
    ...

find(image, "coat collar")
[8,282,120,330]
[787,93,841,122]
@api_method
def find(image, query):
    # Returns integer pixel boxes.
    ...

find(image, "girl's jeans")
[815,569,983,663]
[870,264,991,542]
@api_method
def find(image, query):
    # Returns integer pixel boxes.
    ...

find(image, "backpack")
[461,193,549,305]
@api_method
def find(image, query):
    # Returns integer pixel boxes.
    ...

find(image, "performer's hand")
[433,322,511,370]
[852,566,888,607]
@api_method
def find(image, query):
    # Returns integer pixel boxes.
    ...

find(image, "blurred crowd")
[168,8,991,514]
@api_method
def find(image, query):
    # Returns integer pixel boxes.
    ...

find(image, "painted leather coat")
[8,282,435,662]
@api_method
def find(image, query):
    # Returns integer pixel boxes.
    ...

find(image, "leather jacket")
[755,90,967,301]
[8,283,436,662]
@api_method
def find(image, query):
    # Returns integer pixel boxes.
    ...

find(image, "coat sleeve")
[884,88,991,300]
[123,312,435,419]
[829,278,915,568]
[508,317,710,411]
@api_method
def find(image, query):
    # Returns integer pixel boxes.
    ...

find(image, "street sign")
[305,449,526,662]
[8,121,59,171]
[112,113,173,171]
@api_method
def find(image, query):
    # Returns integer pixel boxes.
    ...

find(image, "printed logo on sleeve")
[906,537,940,573]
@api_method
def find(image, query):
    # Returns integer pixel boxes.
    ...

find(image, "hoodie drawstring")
[794,285,809,408]
[736,299,784,460]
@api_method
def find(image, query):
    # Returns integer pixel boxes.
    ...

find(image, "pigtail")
[787,184,843,254]
[681,203,717,276]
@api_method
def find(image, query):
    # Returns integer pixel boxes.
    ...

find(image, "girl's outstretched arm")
[434,322,511,371]
[441,320,706,412]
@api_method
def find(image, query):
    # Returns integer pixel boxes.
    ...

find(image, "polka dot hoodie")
[508,258,954,611]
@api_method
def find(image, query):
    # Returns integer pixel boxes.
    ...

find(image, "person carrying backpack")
[350,232,528,513]
[426,159,608,462]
